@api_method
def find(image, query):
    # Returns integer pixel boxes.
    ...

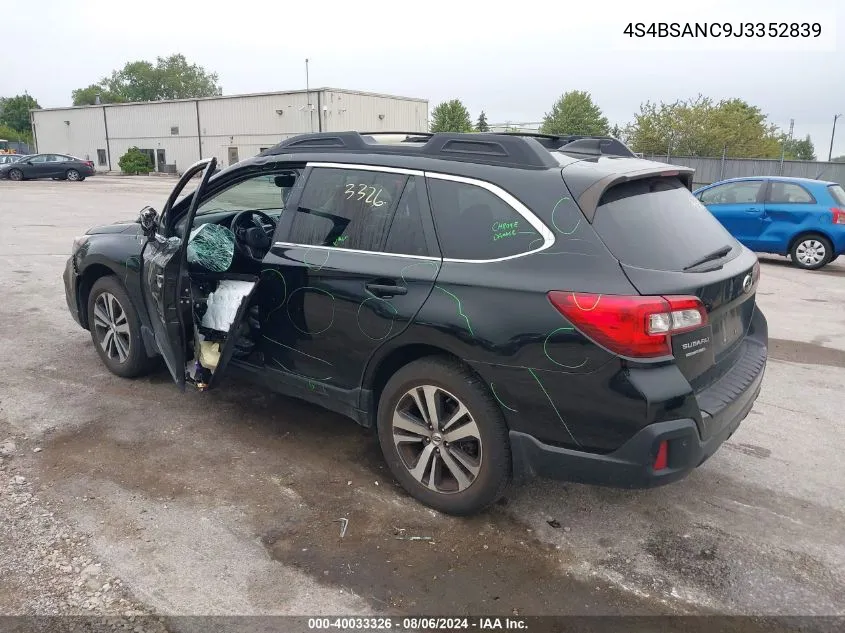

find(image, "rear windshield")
[592,177,739,272]
[828,184,845,206]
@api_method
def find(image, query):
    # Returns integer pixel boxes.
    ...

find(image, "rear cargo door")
[140,157,217,390]
[589,176,760,388]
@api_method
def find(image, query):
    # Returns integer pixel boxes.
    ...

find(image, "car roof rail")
[359,131,435,142]
[495,131,636,158]
[268,131,561,169]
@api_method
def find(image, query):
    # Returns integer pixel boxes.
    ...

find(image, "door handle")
[366,282,407,297]
[744,207,759,212]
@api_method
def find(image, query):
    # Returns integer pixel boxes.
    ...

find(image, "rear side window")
[593,177,739,272]
[288,167,408,251]
[767,182,815,204]
[427,178,540,260]
[699,181,763,205]
[829,184,845,206]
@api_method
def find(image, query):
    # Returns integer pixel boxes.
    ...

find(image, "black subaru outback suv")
[63,131,767,515]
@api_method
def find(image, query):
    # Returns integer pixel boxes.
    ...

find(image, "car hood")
[86,220,143,235]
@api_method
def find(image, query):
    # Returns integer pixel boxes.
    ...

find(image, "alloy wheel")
[9,169,22,181]
[67,169,81,181]
[92,292,131,363]
[391,385,482,494]
[795,239,826,266]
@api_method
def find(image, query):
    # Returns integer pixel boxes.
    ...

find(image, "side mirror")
[138,206,159,236]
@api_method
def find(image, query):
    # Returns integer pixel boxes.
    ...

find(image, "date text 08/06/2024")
[623,22,822,38]
[307,617,528,630]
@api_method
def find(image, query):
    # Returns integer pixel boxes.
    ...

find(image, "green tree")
[72,54,221,106]
[610,123,629,142]
[782,134,816,161]
[71,84,121,106]
[0,123,29,143]
[540,91,609,136]
[430,99,474,133]
[118,147,153,175]
[626,95,782,158]
[0,94,40,134]
[475,110,490,132]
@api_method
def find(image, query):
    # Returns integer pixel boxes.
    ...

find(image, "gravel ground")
[0,437,169,632]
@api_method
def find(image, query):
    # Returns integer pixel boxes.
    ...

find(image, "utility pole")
[779,118,794,175]
[719,144,727,180]
[828,114,841,162]
[305,58,313,133]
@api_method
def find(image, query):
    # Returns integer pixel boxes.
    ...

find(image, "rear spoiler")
[563,163,695,222]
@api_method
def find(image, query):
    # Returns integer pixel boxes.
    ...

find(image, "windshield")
[196,172,300,217]
[592,177,740,272]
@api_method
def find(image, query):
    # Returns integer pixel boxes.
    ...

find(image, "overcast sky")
[5,0,844,157]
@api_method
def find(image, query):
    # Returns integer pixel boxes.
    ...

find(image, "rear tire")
[8,168,23,181]
[87,276,155,378]
[66,169,82,181]
[376,357,511,515]
[790,233,833,270]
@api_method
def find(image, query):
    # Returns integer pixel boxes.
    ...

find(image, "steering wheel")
[230,210,277,262]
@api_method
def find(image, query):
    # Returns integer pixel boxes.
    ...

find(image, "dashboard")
[175,209,280,237]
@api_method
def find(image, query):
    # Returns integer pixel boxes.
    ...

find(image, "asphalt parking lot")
[1,177,843,623]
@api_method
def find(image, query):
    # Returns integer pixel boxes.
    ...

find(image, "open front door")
[140,157,217,390]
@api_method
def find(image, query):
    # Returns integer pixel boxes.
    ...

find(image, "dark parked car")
[0,153,94,181]
[62,132,768,515]
[0,154,26,165]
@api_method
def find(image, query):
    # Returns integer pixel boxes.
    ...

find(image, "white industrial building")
[30,88,429,173]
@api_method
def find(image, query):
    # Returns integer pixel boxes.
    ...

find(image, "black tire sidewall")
[791,234,833,270]
[86,276,150,378]
[376,358,511,515]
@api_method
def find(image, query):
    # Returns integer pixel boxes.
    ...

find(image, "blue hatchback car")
[694,177,845,270]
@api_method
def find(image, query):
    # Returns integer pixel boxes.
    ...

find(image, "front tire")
[790,234,833,270]
[87,276,154,378]
[8,168,23,181]
[377,357,511,515]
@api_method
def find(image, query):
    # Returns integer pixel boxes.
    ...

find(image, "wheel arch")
[363,342,494,427]
[77,263,120,329]
[787,230,835,258]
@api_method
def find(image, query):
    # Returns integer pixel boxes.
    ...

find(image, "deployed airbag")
[187,223,235,273]
[200,280,256,331]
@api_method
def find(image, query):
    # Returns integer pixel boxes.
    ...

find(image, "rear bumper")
[510,340,766,488]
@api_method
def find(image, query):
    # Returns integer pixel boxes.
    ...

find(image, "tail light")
[85,161,94,169]
[832,208,845,225]
[547,292,708,358]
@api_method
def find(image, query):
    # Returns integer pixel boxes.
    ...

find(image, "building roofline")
[31,87,428,113]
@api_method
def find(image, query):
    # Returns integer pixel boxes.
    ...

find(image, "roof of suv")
[243,131,695,220]
[261,131,637,170]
